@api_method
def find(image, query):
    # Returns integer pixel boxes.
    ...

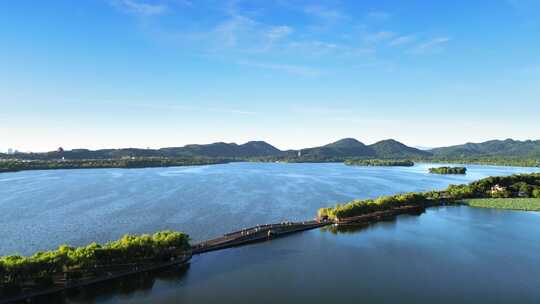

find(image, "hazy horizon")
[2,1,539,151]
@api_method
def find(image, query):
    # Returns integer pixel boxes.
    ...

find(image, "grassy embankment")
[465,198,540,211]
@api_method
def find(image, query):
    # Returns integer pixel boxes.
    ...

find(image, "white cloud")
[304,5,346,22]
[266,25,293,42]
[112,0,167,16]
[238,60,323,77]
[363,31,395,43]
[211,8,293,51]
[98,101,257,115]
[413,37,451,53]
[389,35,415,46]
[214,14,258,48]
[366,11,391,21]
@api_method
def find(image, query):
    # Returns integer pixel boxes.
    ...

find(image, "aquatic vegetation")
[428,166,467,174]
[465,198,540,211]
[344,159,415,167]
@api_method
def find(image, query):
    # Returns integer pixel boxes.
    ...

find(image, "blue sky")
[1,0,539,152]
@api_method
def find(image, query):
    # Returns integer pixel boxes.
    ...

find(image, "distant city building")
[297,150,302,157]
[7,148,13,154]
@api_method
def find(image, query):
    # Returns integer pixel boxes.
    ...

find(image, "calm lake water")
[1,162,540,303]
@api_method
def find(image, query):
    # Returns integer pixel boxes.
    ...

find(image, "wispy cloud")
[111,1,450,73]
[304,5,346,22]
[208,108,257,115]
[266,25,293,42]
[111,0,167,16]
[363,31,395,43]
[366,10,391,21]
[98,101,257,115]
[389,35,415,46]
[238,60,323,77]
[210,4,293,52]
[413,37,451,53]
[214,14,258,48]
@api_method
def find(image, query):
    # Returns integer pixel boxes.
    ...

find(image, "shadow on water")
[25,264,191,304]
[322,208,426,235]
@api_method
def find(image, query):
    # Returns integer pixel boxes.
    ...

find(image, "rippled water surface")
[1,162,539,256]
[2,162,540,304]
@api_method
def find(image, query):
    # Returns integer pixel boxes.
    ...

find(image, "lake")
[1,162,540,303]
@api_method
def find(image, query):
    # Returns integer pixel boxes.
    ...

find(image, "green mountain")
[369,139,432,158]
[177,141,283,158]
[297,138,428,159]
[299,138,376,158]
[4,141,284,160]
[430,139,540,158]
[8,138,538,161]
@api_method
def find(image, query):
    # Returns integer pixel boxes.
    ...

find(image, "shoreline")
[0,159,233,174]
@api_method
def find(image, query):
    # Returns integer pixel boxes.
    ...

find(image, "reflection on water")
[321,208,427,235]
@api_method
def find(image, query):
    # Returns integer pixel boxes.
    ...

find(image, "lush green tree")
[0,231,190,290]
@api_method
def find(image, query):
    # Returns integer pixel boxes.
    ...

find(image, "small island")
[428,166,466,174]
[344,159,414,167]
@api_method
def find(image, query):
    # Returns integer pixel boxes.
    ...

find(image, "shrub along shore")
[0,231,190,293]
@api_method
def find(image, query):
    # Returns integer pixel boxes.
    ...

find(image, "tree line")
[0,158,231,173]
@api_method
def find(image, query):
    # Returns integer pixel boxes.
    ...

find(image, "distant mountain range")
[1,138,539,160]
[296,138,431,159]
[430,139,540,159]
